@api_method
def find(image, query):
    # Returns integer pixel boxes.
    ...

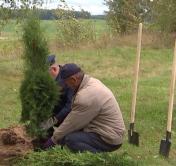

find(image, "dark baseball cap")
[47,54,56,66]
[60,63,81,80]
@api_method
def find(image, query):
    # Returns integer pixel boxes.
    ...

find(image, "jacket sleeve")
[55,89,73,123]
[51,98,100,144]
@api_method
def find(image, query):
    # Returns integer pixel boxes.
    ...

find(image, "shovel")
[159,40,176,157]
[128,23,143,146]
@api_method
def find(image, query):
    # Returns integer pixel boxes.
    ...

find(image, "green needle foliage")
[14,148,138,166]
[22,14,49,71]
[20,12,59,138]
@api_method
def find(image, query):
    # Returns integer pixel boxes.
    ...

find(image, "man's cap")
[60,63,81,80]
[47,54,56,66]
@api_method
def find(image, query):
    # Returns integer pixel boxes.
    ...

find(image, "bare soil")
[0,125,33,165]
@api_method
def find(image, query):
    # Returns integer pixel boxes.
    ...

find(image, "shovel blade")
[128,130,139,146]
[159,139,171,157]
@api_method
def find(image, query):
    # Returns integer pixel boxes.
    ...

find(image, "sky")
[42,0,108,15]
[0,0,108,15]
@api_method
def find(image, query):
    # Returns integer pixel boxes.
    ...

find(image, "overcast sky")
[43,0,108,15]
[0,0,108,15]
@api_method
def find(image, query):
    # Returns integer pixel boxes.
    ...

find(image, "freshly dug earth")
[0,125,33,165]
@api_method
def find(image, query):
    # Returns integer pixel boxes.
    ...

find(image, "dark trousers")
[59,131,122,153]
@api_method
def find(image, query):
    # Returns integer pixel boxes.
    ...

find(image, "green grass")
[0,20,176,165]
[1,46,176,165]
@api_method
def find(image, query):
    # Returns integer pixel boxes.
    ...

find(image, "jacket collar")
[71,75,90,104]
[78,74,90,91]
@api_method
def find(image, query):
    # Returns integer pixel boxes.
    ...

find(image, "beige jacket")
[52,75,125,145]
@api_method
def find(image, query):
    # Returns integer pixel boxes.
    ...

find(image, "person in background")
[43,63,125,153]
[40,55,74,136]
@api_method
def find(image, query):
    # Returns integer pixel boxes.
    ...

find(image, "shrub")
[55,1,96,47]
[20,12,59,138]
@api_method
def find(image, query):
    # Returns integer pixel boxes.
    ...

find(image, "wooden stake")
[130,23,143,123]
[167,40,176,132]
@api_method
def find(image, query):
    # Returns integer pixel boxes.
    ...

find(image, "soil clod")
[1,130,18,145]
[0,125,33,165]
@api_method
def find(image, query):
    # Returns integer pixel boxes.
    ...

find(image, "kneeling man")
[44,63,125,153]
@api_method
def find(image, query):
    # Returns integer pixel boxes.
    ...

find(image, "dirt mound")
[0,125,33,165]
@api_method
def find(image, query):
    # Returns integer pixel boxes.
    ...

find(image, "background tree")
[20,12,59,138]
[105,0,151,34]
[0,0,41,35]
[55,0,95,47]
[0,0,15,36]
[153,0,176,33]
[0,7,11,36]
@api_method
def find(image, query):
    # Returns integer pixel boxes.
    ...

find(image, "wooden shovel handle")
[131,23,143,123]
[167,40,176,132]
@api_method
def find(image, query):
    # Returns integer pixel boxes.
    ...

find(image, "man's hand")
[43,138,56,149]
[40,117,58,131]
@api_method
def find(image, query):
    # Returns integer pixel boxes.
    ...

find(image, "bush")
[55,2,95,47]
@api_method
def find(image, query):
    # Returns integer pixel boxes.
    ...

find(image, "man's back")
[74,75,126,145]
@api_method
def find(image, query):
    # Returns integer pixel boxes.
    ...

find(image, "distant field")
[0,19,176,165]
[1,19,107,39]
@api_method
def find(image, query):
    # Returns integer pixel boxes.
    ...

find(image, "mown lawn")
[0,20,176,165]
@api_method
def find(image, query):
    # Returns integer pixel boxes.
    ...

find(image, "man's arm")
[55,89,73,124]
[51,100,99,144]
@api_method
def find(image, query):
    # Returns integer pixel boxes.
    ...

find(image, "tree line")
[0,8,105,20]
[1,0,176,34]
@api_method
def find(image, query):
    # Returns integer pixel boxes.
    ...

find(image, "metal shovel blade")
[159,139,171,157]
[128,130,139,146]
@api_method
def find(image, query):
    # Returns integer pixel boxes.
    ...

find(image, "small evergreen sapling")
[20,14,59,138]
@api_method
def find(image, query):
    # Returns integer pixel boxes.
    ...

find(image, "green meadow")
[1,19,107,39]
[0,20,176,165]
